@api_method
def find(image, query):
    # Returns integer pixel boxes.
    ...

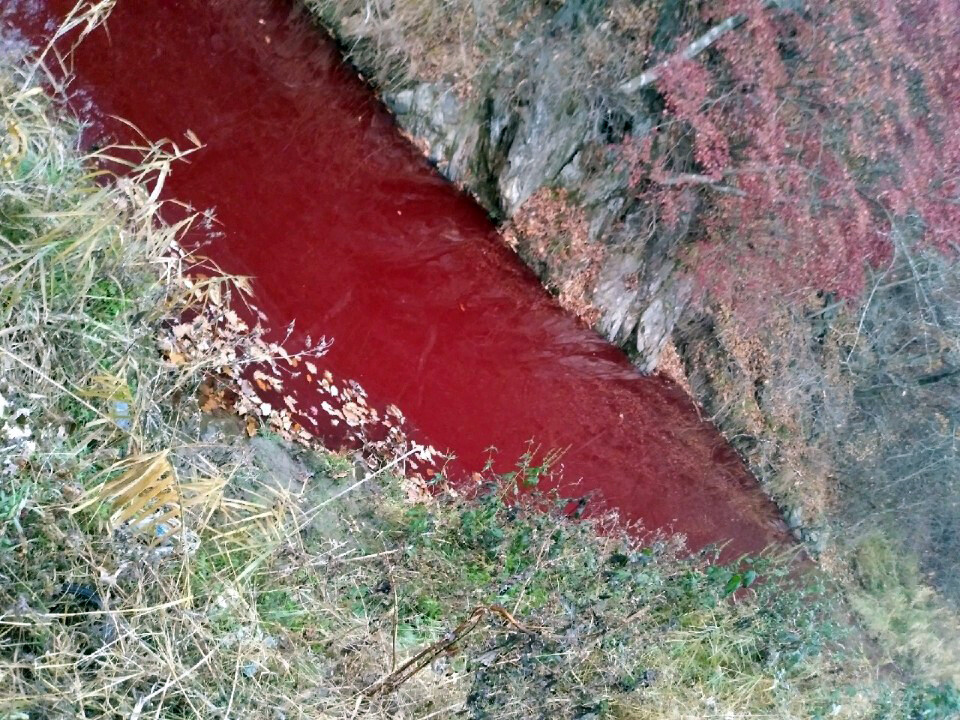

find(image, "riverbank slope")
[1,15,956,719]
[304,0,960,618]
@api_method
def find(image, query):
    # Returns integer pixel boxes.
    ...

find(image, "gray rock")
[786,505,804,529]
[496,45,590,213]
[388,88,415,115]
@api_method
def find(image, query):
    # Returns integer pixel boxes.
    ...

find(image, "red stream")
[5,0,790,556]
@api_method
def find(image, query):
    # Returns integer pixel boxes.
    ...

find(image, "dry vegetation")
[2,7,959,719]
[306,0,515,92]
[503,189,602,325]
[674,275,960,694]
[306,0,665,97]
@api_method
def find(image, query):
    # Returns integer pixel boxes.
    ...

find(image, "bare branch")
[654,172,748,197]
[618,1,777,95]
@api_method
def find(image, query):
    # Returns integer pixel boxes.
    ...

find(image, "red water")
[6,0,789,555]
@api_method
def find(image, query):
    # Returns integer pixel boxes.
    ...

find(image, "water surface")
[6,0,790,555]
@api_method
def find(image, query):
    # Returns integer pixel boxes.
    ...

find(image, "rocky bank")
[302,0,960,599]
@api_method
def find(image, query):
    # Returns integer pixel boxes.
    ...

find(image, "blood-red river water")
[5,0,789,556]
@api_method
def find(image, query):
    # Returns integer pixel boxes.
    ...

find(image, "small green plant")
[86,276,128,323]
[898,683,960,720]
[257,589,306,630]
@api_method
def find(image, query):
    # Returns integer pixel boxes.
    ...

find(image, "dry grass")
[306,0,522,91]
[305,0,663,98]
[847,535,960,687]
[0,36,194,471]
[1,10,954,719]
[504,188,602,325]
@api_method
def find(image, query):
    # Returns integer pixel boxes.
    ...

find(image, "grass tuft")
[848,535,960,686]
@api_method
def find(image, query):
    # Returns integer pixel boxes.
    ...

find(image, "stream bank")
[6,0,795,557]
[304,0,960,596]
[2,3,959,713]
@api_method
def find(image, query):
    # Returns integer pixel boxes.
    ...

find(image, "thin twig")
[364,604,535,696]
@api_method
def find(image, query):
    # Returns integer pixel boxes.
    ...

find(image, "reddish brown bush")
[625,0,959,318]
